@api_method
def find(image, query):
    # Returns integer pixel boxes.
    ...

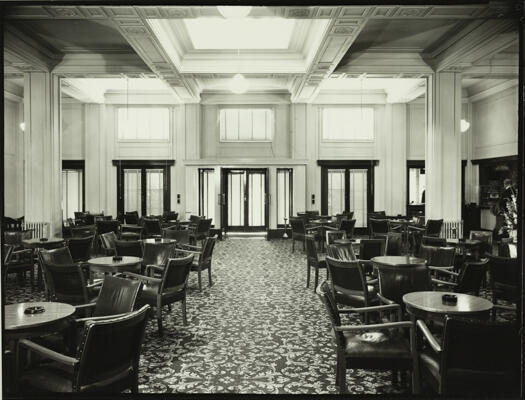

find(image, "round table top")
[22,237,65,248]
[371,255,426,267]
[446,238,481,246]
[88,256,143,267]
[5,302,75,331]
[403,291,493,315]
[122,224,142,229]
[142,238,176,244]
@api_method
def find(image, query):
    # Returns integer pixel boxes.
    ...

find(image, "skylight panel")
[183,18,295,50]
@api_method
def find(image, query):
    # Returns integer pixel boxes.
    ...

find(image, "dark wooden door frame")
[221,168,269,232]
[62,160,86,213]
[113,160,174,217]
[318,160,377,233]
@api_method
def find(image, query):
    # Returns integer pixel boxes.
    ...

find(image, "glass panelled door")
[321,162,374,233]
[222,168,268,231]
[124,169,142,214]
[146,169,164,216]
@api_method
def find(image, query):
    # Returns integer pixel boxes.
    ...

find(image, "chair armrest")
[12,249,33,256]
[408,226,425,232]
[74,302,97,312]
[377,293,395,305]
[335,321,413,332]
[145,264,164,276]
[416,320,442,353]
[366,278,378,285]
[178,243,201,251]
[18,339,78,367]
[492,304,516,311]
[176,248,201,256]
[86,280,103,289]
[337,303,402,314]
[74,313,129,324]
[120,271,162,284]
[428,267,458,276]
[431,278,458,287]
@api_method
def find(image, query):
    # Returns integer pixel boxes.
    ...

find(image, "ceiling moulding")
[335,52,433,75]
[52,53,151,76]
[104,91,180,104]
[200,91,291,105]
[61,79,105,103]
[184,159,309,166]
[312,90,386,104]
[467,79,518,103]
[6,5,514,20]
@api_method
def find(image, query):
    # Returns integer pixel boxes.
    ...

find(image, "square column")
[425,72,462,221]
[23,73,62,237]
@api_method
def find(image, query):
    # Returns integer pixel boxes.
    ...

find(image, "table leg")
[410,313,421,394]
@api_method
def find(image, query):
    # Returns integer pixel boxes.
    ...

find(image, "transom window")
[117,107,169,141]
[322,107,374,141]
[219,108,273,142]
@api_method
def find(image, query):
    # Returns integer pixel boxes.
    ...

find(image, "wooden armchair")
[188,218,212,244]
[18,305,150,394]
[289,216,320,252]
[3,243,35,287]
[430,259,488,296]
[176,237,216,292]
[305,235,327,291]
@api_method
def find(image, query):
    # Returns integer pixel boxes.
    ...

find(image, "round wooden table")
[371,255,426,267]
[403,291,493,321]
[87,256,142,274]
[22,237,65,249]
[142,238,176,244]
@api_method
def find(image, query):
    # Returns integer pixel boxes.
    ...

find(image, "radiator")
[23,221,50,239]
[441,220,463,239]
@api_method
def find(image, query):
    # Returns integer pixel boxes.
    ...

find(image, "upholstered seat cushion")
[140,282,184,304]
[343,330,411,359]
[335,285,379,307]
[20,362,74,392]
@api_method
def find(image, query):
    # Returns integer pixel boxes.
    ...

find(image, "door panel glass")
[146,169,163,216]
[228,171,244,226]
[277,169,291,226]
[62,169,82,219]
[199,169,215,219]
[349,169,367,227]
[248,172,265,226]
[408,167,426,204]
[124,169,142,216]
[327,169,345,216]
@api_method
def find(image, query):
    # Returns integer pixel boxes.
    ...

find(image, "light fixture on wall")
[217,6,252,18]
[19,122,25,131]
[460,119,470,133]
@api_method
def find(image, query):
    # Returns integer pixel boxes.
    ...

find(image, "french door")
[320,161,375,233]
[114,160,173,217]
[221,168,268,231]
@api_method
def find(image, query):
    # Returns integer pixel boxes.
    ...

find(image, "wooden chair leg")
[198,271,202,292]
[292,238,295,252]
[400,369,407,389]
[306,264,311,288]
[314,267,319,292]
[181,298,188,326]
[156,306,163,336]
[391,369,398,386]
[208,267,212,287]
[336,355,346,394]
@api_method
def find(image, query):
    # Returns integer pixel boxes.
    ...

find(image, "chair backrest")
[326,230,346,246]
[39,246,74,265]
[304,235,319,263]
[124,211,139,225]
[43,263,90,304]
[339,219,356,237]
[67,235,94,262]
[114,240,143,258]
[75,305,150,391]
[421,235,447,247]
[84,213,103,226]
[142,242,175,267]
[200,236,217,264]
[196,218,212,234]
[385,232,402,256]
[455,259,488,296]
[316,281,345,349]
[425,219,443,236]
[440,316,520,396]
[326,243,356,261]
[163,228,189,244]
[487,254,519,301]
[2,216,24,231]
[93,275,143,317]
[189,215,201,224]
[325,256,369,298]
[369,218,390,235]
[470,230,493,254]
[71,225,96,238]
[100,231,117,251]
[3,230,32,246]
[289,217,306,234]
[159,254,194,295]
[359,238,386,260]
[418,245,455,267]
[143,218,162,236]
[376,262,431,306]
[74,211,86,221]
[3,245,14,264]
[96,220,120,235]
[163,211,178,222]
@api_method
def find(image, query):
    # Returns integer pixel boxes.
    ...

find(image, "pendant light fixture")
[229,48,249,94]
[217,6,252,19]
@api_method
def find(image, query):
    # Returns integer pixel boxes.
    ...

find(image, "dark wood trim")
[112,160,175,167]
[471,155,517,165]
[62,160,85,213]
[317,160,379,168]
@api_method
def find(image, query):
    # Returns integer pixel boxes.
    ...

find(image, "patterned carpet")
[5,238,514,395]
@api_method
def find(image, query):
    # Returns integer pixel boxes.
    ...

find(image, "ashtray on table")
[442,294,458,306]
[112,256,123,262]
[39,238,48,242]
[24,306,45,314]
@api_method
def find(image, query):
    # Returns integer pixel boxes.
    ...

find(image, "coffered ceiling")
[3,4,519,104]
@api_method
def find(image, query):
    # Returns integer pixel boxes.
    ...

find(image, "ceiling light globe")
[217,6,252,19]
[230,73,249,94]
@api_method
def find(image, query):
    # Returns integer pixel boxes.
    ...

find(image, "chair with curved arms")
[385,232,403,256]
[121,255,194,335]
[369,218,390,239]
[163,228,190,245]
[67,235,94,263]
[188,218,212,245]
[431,259,488,296]
[99,232,118,256]
[325,230,346,247]
[142,241,175,275]
[316,281,415,394]
[114,240,143,258]
[41,263,100,305]
[421,236,447,247]
[4,241,35,287]
[124,211,140,225]
[289,216,320,252]
[177,237,216,292]
[338,219,356,238]
[142,218,163,239]
[487,254,519,321]
[305,235,327,291]
[18,305,150,394]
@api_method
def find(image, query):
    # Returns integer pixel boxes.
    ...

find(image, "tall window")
[114,160,173,217]
[408,167,426,205]
[322,107,374,141]
[199,169,215,219]
[117,107,169,140]
[276,168,293,227]
[219,108,273,141]
[61,161,84,220]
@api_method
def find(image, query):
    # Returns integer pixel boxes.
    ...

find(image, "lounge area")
[2,2,522,397]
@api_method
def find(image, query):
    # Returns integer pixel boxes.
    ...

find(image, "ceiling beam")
[467,79,518,102]
[61,79,105,103]
[334,52,433,76]
[53,53,154,78]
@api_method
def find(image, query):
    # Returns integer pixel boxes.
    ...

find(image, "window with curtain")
[124,169,142,214]
[117,107,169,140]
[276,168,292,226]
[322,106,374,141]
[62,169,83,220]
[219,108,273,141]
[199,169,215,219]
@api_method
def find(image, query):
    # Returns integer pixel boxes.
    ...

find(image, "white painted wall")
[3,98,24,217]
